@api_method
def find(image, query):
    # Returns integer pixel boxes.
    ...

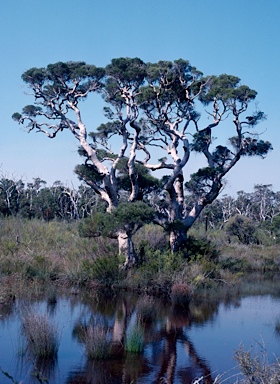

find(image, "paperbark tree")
[12,60,157,266]
[137,61,272,251]
[13,58,272,256]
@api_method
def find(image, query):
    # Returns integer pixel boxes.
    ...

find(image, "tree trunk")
[117,230,136,268]
[169,228,187,253]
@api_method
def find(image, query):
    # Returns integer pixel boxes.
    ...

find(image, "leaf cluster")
[185,167,221,195]
[139,59,203,115]
[200,74,257,104]
[79,202,155,237]
[245,110,266,126]
[22,61,105,85]
[109,202,155,233]
[105,57,146,85]
[75,164,103,184]
[212,145,232,167]
[116,159,160,196]
[229,136,273,157]
[191,128,211,153]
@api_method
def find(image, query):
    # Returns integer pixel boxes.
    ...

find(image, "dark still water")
[0,287,280,384]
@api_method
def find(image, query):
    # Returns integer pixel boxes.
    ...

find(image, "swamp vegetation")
[0,216,280,382]
[0,216,280,294]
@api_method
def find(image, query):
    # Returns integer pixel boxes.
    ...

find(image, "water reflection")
[0,286,280,384]
[69,295,214,383]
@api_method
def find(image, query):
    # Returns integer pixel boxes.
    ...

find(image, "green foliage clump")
[225,215,259,245]
[132,249,185,292]
[25,255,53,281]
[78,212,108,237]
[260,216,280,244]
[185,235,219,261]
[125,325,144,353]
[82,255,121,285]
[111,202,155,233]
[79,202,155,238]
[134,224,168,257]
[219,254,251,273]
[106,57,146,85]
[229,136,272,157]
[138,249,183,275]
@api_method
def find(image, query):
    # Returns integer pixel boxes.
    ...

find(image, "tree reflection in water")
[2,278,280,383]
[0,289,222,384]
[67,293,216,383]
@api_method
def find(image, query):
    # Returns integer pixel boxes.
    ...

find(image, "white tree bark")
[117,230,136,268]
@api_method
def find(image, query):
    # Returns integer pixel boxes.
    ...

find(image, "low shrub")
[225,216,259,245]
[185,235,220,261]
[81,255,121,285]
[134,224,168,260]
[137,249,183,275]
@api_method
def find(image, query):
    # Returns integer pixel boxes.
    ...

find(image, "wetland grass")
[125,325,144,353]
[136,296,157,324]
[82,324,110,359]
[21,309,59,359]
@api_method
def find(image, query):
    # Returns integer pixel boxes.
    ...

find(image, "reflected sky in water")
[188,295,280,377]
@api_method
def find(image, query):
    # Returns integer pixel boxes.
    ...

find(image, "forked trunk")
[117,230,136,268]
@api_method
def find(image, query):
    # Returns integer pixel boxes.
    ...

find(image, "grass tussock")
[194,344,280,383]
[233,345,280,383]
[82,324,110,359]
[136,296,157,324]
[21,308,59,359]
[125,325,144,353]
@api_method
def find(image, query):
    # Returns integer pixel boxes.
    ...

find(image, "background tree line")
[196,184,280,245]
[1,175,280,246]
[0,177,98,221]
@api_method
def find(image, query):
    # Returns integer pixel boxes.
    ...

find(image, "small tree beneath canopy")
[13,58,272,259]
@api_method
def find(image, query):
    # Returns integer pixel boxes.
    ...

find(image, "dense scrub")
[0,217,280,301]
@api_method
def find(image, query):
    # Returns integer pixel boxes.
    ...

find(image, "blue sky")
[1,0,280,195]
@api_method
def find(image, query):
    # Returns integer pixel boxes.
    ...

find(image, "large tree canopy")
[13,58,272,260]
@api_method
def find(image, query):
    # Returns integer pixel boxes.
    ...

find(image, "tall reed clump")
[21,309,59,359]
[82,324,110,359]
[125,325,144,353]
